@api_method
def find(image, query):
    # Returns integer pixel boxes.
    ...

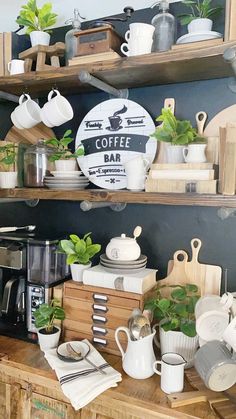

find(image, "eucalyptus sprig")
[16,0,58,34]
[151,108,206,145]
[145,284,200,337]
[46,130,84,161]
[179,0,223,26]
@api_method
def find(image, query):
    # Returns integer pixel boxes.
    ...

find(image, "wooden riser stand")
[19,42,65,72]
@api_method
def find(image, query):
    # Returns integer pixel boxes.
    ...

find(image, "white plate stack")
[44,171,89,190]
[99,253,147,274]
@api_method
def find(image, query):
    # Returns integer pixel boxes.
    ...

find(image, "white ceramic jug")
[115,326,156,379]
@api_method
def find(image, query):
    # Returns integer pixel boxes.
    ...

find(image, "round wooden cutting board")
[5,123,55,144]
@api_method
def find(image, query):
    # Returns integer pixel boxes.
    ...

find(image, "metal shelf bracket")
[0,198,39,207]
[79,71,129,98]
[0,91,20,103]
[223,47,236,92]
[80,200,126,212]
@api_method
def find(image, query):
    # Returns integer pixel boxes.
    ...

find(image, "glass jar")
[151,1,175,52]
[23,139,55,187]
[65,9,84,65]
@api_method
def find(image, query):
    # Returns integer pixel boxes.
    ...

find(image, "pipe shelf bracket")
[223,47,236,92]
[79,71,129,99]
[0,198,39,207]
[80,201,126,212]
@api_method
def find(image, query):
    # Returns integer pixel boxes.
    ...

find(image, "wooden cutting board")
[157,250,189,297]
[167,369,236,410]
[167,238,222,296]
[204,105,236,137]
[5,123,55,145]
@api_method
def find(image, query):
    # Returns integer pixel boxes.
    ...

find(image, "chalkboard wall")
[0,3,235,290]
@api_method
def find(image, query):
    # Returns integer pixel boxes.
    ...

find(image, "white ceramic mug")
[223,317,236,351]
[153,353,186,394]
[121,23,154,56]
[40,89,74,127]
[183,143,207,163]
[8,59,25,75]
[124,155,149,191]
[11,94,41,129]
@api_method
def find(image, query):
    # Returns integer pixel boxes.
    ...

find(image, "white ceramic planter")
[70,262,92,282]
[37,326,61,351]
[30,31,50,47]
[188,18,213,34]
[0,171,18,188]
[165,145,185,164]
[154,324,199,368]
[55,160,77,171]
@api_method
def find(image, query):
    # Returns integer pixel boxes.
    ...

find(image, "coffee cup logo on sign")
[75,99,156,190]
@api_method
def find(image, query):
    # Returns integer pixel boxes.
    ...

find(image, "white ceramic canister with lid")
[105,226,142,261]
[195,295,230,342]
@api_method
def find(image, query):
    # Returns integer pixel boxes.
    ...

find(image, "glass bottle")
[151,1,175,52]
[65,9,84,65]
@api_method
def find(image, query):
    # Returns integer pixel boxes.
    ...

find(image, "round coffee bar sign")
[76,98,156,189]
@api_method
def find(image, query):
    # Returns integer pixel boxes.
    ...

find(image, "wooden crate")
[74,27,123,56]
[62,281,156,356]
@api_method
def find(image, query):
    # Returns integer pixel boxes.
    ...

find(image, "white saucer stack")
[44,171,89,190]
[99,253,147,274]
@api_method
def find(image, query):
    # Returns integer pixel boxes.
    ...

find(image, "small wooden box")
[63,281,156,356]
[74,26,124,57]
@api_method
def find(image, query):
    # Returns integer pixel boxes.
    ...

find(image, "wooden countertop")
[0,335,221,418]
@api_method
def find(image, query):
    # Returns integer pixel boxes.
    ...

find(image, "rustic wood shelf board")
[1,188,236,207]
[0,41,234,98]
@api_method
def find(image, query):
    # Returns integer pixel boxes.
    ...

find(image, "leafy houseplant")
[145,284,200,337]
[16,0,58,46]
[34,299,65,350]
[179,0,223,25]
[58,233,101,282]
[46,130,84,171]
[152,108,205,146]
[0,143,18,188]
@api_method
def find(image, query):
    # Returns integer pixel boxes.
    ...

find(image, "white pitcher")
[115,326,156,379]
[183,143,207,163]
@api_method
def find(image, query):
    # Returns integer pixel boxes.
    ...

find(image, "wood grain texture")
[0,335,221,418]
[5,123,55,145]
[222,124,236,195]
[0,41,235,98]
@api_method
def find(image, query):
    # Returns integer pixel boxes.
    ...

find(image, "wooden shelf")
[0,41,234,98]
[1,188,236,207]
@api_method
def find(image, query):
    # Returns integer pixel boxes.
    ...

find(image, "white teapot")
[105,226,142,261]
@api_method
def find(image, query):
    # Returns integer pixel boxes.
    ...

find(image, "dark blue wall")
[1,76,236,290]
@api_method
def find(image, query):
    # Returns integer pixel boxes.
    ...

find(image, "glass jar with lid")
[151,1,176,52]
[24,139,55,187]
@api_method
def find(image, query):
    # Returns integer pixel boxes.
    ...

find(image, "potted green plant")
[152,108,206,163]
[179,0,223,33]
[0,143,18,189]
[34,299,65,351]
[58,233,101,282]
[46,129,84,172]
[145,284,200,368]
[16,0,58,47]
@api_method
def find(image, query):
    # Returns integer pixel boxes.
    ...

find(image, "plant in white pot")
[16,0,58,47]
[58,233,101,282]
[34,299,65,351]
[145,284,200,368]
[0,143,18,189]
[151,108,205,163]
[179,0,223,33]
[46,130,84,171]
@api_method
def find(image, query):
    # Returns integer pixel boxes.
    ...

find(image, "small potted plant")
[34,299,65,351]
[145,284,200,368]
[16,0,58,47]
[58,233,101,282]
[152,108,205,163]
[179,0,223,33]
[0,143,18,189]
[46,129,84,172]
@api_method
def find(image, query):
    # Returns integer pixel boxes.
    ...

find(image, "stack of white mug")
[121,23,155,57]
[11,89,73,130]
[124,155,150,191]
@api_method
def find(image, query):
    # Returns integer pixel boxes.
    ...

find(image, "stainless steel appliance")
[0,232,68,341]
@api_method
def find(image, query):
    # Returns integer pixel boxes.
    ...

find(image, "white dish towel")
[44,339,122,410]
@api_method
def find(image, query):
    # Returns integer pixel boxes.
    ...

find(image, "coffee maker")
[0,232,68,341]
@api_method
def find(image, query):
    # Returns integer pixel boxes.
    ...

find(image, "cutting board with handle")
[153,98,175,163]
[5,123,55,145]
[196,111,207,136]
[167,238,222,296]
[167,368,236,412]
[204,105,236,137]
[157,250,189,297]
